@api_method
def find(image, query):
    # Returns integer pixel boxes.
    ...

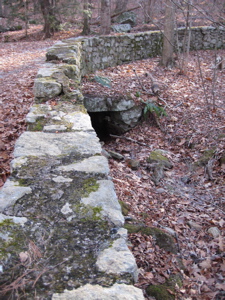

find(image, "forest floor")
[84,51,225,300]
[0,27,225,300]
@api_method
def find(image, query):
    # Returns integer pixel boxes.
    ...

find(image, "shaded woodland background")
[1,0,225,39]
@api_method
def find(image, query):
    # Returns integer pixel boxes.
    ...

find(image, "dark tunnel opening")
[88,111,112,142]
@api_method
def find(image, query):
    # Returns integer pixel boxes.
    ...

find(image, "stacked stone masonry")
[0,26,224,299]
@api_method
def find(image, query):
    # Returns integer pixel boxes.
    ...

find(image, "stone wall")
[49,26,224,73]
[34,26,225,102]
[0,26,224,299]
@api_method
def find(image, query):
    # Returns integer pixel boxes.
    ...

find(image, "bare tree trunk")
[38,0,60,38]
[114,0,128,15]
[0,0,3,17]
[82,0,92,35]
[161,0,175,67]
[33,0,39,14]
[143,0,154,23]
[25,0,29,37]
[100,0,111,35]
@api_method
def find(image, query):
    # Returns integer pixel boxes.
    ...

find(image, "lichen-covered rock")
[81,180,124,227]
[112,24,131,33]
[111,106,142,131]
[57,156,109,175]
[115,12,136,26]
[34,77,62,99]
[13,131,101,158]
[83,95,136,112]
[147,150,173,185]
[52,283,145,300]
[0,180,32,211]
[96,238,139,282]
[147,150,173,169]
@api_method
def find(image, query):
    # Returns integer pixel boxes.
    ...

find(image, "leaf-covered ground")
[0,28,224,300]
[83,51,225,299]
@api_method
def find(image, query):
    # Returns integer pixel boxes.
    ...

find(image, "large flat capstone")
[14,131,101,158]
[52,283,145,300]
[57,156,110,174]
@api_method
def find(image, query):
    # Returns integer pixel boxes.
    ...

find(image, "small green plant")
[143,100,167,118]
[135,91,141,97]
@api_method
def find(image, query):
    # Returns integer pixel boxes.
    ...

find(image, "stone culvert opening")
[83,94,143,141]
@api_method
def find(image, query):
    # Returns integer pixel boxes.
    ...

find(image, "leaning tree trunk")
[39,0,60,38]
[140,0,154,24]
[161,0,175,67]
[100,0,111,35]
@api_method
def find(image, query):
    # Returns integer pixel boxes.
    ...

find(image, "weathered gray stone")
[26,104,52,123]
[208,226,220,238]
[63,112,93,131]
[112,24,131,33]
[115,12,136,26]
[0,180,32,212]
[108,150,124,160]
[84,95,136,112]
[110,106,142,132]
[114,106,143,127]
[52,176,73,183]
[14,131,101,158]
[36,64,60,77]
[81,180,124,227]
[96,238,139,282]
[61,202,73,215]
[43,124,67,132]
[57,156,109,174]
[187,221,202,231]
[52,283,144,300]
[10,157,28,170]
[0,213,27,226]
[34,78,62,99]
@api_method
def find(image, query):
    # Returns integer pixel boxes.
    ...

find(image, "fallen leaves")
[94,50,225,299]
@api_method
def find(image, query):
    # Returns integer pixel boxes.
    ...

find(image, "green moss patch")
[146,274,182,300]
[195,148,215,167]
[147,150,173,169]
[119,200,130,216]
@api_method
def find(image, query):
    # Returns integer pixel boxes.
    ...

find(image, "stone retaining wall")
[34,26,225,102]
[0,26,224,299]
[0,102,144,299]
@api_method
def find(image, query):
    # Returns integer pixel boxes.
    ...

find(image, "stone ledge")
[52,283,145,300]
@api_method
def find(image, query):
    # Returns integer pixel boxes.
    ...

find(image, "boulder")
[115,12,136,27]
[112,24,131,33]
[34,78,62,100]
